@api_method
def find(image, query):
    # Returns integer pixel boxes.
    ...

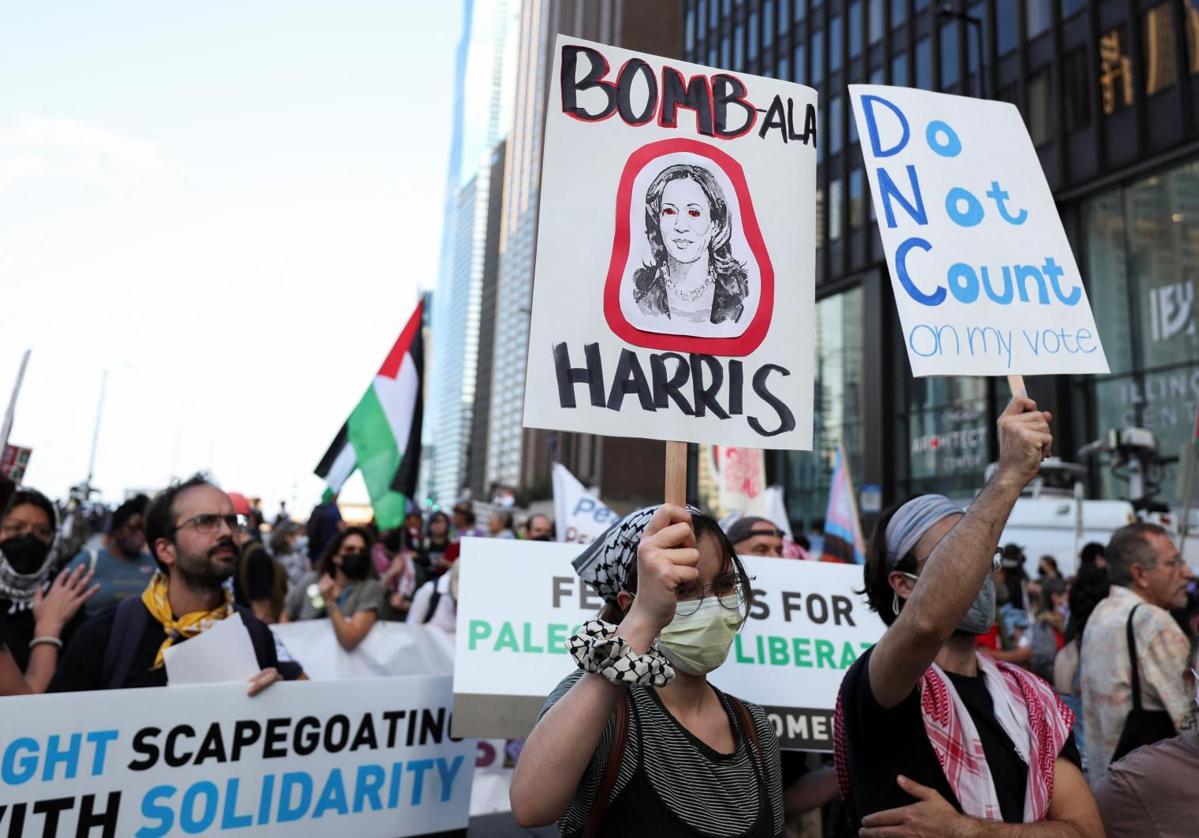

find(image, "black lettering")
[76,792,119,838]
[383,711,405,749]
[616,58,657,124]
[195,723,228,765]
[350,715,378,751]
[802,103,818,147]
[749,588,770,620]
[127,727,161,772]
[689,354,729,419]
[560,46,616,120]
[4,803,26,837]
[294,716,321,756]
[832,595,857,627]
[650,352,695,414]
[808,594,829,624]
[781,591,804,622]
[607,349,655,412]
[263,718,290,759]
[757,95,788,142]
[553,343,606,408]
[551,577,573,609]
[660,67,714,135]
[324,715,350,753]
[748,364,796,437]
[728,360,744,415]
[788,98,814,143]
[32,798,74,835]
[420,708,446,746]
[712,74,756,138]
[231,720,262,762]
[164,725,195,769]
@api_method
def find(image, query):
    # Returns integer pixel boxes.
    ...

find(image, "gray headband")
[573,504,703,601]
[884,495,964,568]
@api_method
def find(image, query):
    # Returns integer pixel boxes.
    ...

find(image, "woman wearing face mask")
[510,504,784,837]
[0,489,99,695]
[315,527,382,651]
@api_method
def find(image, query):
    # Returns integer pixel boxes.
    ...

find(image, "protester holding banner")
[511,504,785,837]
[313,525,384,651]
[0,488,98,695]
[49,475,294,693]
[834,397,1102,834]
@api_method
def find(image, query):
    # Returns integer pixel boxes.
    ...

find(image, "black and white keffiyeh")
[572,504,703,602]
[568,619,674,687]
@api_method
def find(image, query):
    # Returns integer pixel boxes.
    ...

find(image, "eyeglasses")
[171,513,245,535]
[0,522,55,541]
[902,549,1003,581]
[674,572,753,617]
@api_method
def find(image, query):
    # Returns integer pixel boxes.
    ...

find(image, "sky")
[0,1,463,515]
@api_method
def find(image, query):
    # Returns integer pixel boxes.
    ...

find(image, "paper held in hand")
[849,85,1109,379]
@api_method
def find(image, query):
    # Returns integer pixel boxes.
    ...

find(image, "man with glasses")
[50,474,297,693]
[64,494,155,616]
[1080,522,1196,781]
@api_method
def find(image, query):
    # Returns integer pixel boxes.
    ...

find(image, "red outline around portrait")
[603,138,774,357]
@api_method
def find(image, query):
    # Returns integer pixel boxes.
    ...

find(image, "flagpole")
[0,350,31,454]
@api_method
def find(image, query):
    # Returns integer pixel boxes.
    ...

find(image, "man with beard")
[833,397,1102,834]
[50,475,294,693]
[64,493,156,615]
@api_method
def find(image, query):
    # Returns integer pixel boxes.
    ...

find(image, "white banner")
[0,677,475,836]
[551,462,621,544]
[849,85,1108,377]
[452,539,884,751]
[271,621,454,680]
[523,35,817,450]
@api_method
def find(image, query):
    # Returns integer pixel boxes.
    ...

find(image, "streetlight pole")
[84,369,109,495]
[938,3,987,99]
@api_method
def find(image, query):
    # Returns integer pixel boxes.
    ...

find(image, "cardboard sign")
[523,36,817,450]
[452,539,884,751]
[849,85,1109,377]
[0,677,475,837]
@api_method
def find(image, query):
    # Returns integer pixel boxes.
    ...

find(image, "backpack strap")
[233,605,275,670]
[104,596,150,689]
[728,695,763,774]
[583,690,630,838]
[1125,605,1145,712]
[423,582,443,624]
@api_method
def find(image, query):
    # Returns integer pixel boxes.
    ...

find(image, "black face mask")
[1,534,52,575]
[339,551,371,579]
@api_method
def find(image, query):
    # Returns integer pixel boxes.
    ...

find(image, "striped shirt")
[541,671,785,836]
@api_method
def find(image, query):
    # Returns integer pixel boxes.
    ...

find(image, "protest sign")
[0,677,474,837]
[0,443,32,482]
[522,35,817,450]
[271,622,455,680]
[849,86,1109,377]
[551,462,621,544]
[452,539,884,751]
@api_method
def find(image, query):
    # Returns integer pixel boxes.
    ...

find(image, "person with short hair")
[1080,522,1196,780]
[489,510,516,539]
[725,516,786,558]
[834,397,1101,833]
[66,494,155,616]
[50,475,297,693]
[524,513,553,542]
[452,502,484,539]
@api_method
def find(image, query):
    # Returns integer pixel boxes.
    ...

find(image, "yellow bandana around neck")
[140,572,233,669]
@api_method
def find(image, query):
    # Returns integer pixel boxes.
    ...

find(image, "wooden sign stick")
[665,441,688,506]
[1007,374,1026,398]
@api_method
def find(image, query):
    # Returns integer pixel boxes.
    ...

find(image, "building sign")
[523,36,818,450]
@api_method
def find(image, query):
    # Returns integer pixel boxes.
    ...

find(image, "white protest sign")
[523,35,817,450]
[270,621,455,680]
[0,677,474,837]
[551,462,621,544]
[849,85,1109,376]
[165,613,261,686]
[452,540,884,751]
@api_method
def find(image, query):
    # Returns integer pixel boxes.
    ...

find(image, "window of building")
[830,94,843,155]
[870,65,884,83]
[1026,67,1053,145]
[892,0,907,28]
[723,0,733,14]
[941,21,960,89]
[812,32,825,82]
[779,53,791,79]
[794,42,807,82]
[1189,0,1199,75]
[750,4,760,45]
[916,36,932,88]
[997,0,1019,56]
[709,45,719,65]
[711,0,722,26]
[816,185,825,246]
[829,178,844,241]
[892,51,909,85]
[1026,0,1052,39]
[915,0,930,12]
[869,0,884,43]
[897,372,991,499]
[735,20,745,66]
[849,168,865,229]
[764,0,775,46]
[1099,26,1135,114]
[830,14,844,71]
[722,33,731,66]
[1062,47,1091,131]
[1143,5,1177,95]
[850,0,864,57]
[686,6,696,51]
[966,3,986,76]
[794,0,806,24]
[1061,0,1085,19]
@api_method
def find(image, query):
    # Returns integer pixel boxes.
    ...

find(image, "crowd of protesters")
[4,397,1199,836]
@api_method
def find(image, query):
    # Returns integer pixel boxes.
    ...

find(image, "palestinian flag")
[315,301,423,529]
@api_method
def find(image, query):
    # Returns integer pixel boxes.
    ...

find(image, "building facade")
[686,0,1199,531]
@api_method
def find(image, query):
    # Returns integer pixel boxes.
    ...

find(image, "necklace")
[664,273,714,302]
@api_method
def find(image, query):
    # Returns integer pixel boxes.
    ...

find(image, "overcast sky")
[0,2,462,515]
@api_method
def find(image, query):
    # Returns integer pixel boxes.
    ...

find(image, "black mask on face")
[339,551,370,579]
[1,534,52,575]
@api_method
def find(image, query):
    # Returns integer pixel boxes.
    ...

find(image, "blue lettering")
[221,778,253,829]
[278,772,313,823]
[986,181,1028,224]
[945,187,984,227]
[1042,257,1080,305]
[436,756,464,803]
[877,165,927,228]
[895,238,944,306]
[1015,265,1050,304]
[258,774,275,825]
[407,759,435,806]
[353,764,386,813]
[2,738,38,785]
[180,781,219,834]
[388,762,403,808]
[909,324,940,357]
[982,266,1014,304]
[925,120,962,156]
[947,263,979,303]
[1076,328,1098,353]
[136,786,176,838]
[861,94,910,157]
[42,733,81,781]
[87,730,119,776]
[313,768,349,818]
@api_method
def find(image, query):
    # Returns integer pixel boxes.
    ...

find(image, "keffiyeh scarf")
[572,504,703,601]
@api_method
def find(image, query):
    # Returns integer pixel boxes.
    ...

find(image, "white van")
[998,496,1135,578]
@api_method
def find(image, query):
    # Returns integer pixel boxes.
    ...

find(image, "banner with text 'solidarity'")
[522,35,818,450]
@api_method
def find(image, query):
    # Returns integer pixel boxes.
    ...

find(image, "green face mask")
[657,594,743,676]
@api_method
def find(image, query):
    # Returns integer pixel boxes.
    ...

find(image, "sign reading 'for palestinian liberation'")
[849,85,1109,377]
[523,35,817,450]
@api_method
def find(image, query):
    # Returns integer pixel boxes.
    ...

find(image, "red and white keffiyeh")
[834,653,1073,822]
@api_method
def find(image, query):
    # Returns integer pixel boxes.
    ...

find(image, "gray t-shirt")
[335,579,384,618]
[67,547,157,615]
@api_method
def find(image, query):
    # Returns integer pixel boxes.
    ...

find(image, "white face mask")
[657,595,743,676]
